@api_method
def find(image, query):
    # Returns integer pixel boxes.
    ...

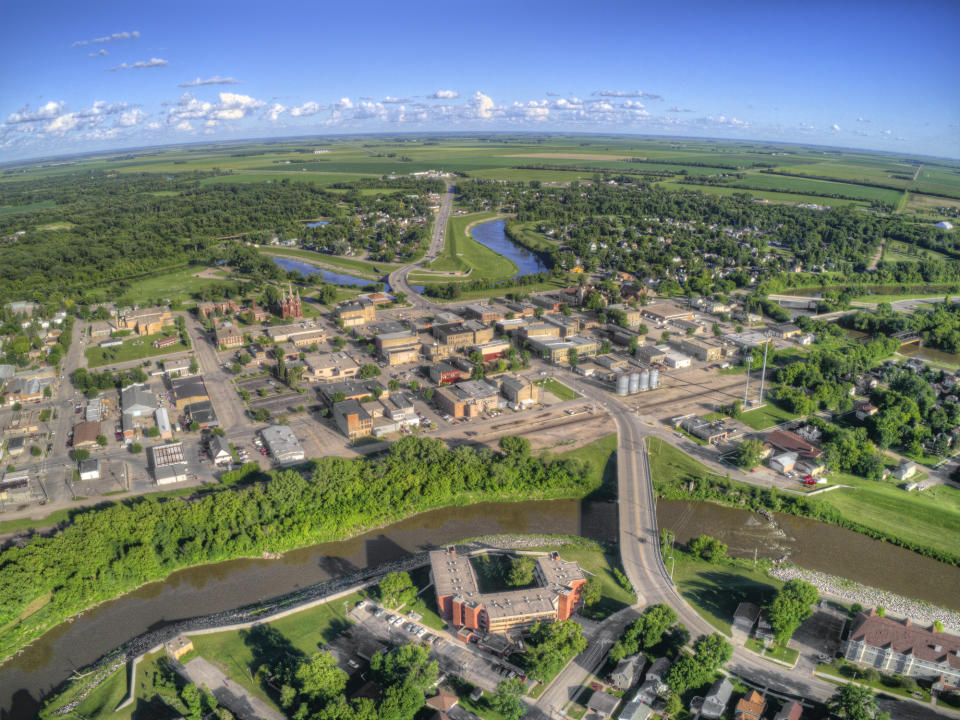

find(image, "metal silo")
[616,373,629,396]
[649,368,660,389]
[628,372,640,394]
[639,369,650,391]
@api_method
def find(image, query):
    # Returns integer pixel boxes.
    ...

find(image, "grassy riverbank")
[429,212,517,279]
[0,435,615,666]
[649,440,960,566]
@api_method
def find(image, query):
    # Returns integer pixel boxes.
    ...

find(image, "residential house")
[635,658,670,705]
[609,654,646,690]
[586,692,619,718]
[892,460,918,482]
[733,602,761,635]
[774,701,803,720]
[209,435,233,466]
[844,610,960,687]
[735,690,766,720]
[618,697,652,720]
[855,401,879,422]
[700,677,734,720]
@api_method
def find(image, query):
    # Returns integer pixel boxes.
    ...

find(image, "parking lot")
[347,601,524,693]
[791,604,847,674]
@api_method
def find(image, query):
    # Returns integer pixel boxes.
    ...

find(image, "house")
[892,460,918,481]
[733,602,761,635]
[261,424,305,464]
[701,677,734,720]
[209,435,233,466]
[844,610,960,687]
[635,658,670,704]
[78,459,101,481]
[153,335,178,349]
[774,701,803,720]
[756,611,775,643]
[72,420,102,448]
[215,322,244,348]
[500,375,539,409]
[586,691,619,718]
[425,688,459,713]
[618,696,652,720]
[333,399,373,439]
[855,401,879,421]
[171,376,209,410]
[735,690,766,720]
[610,654,646,690]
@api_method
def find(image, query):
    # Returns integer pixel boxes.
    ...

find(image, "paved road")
[177,656,285,720]
[185,313,249,436]
[388,180,453,310]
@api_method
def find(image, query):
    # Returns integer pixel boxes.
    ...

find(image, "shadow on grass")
[681,570,779,627]
[242,624,306,701]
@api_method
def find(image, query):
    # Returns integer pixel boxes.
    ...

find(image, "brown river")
[2,498,959,718]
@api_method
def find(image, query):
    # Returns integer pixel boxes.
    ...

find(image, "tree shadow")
[242,623,307,698]
[365,534,411,567]
[1,689,40,720]
[682,570,778,625]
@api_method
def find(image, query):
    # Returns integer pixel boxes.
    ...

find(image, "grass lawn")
[415,278,569,302]
[818,472,960,562]
[552,433,618,494]
[737,402,798,430]
[671,556,783,636]
[536,378,580,401]
[112,265,245,306]
[85,330,189,368]
[62,650,181,720]
[187,590,366,711]
[648,439,724,486]
[405,565,448,630]
[744,637,799,666]
[429,212,517,280]
[816,660,931,701]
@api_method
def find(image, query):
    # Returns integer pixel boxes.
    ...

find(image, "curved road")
[388,180,453,310]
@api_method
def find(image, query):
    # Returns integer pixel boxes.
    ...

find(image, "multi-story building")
[215,322,244,348]
[332,399,373,439]
[433,320,494,348]
[303,352,360,382]
[430,547,586,634]
[273,284,303,320]
[435,379,500,418]
[673,337,724,362]
[336,298,376,328]
[198,300,240,318]
[119,306,173,336]
[499,375,539,409]
[463,304,504,324]
[844,610,960,688]
[266,322,326,345]
[473,339,511,361]
[171,376,209,410]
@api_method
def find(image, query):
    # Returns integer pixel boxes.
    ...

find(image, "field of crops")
[655,179,871,207]
[730,171,905,204]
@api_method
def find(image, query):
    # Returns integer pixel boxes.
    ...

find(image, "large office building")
[430,547,586,634]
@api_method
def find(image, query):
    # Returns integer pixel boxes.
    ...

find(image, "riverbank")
[770,565,960,633]
[0,436,609,668]
[36,534,615,720]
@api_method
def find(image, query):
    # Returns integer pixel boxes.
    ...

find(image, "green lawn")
[738,401,798,430]
[428,212,518,279]
[112,265,243,306]
[552,433,618,494]
[671,556,783,635]
[0,199,57,214]
[60,650,180,720]
[187,590,366,712]
[744,637,799,666]
[536,377,580,401]
[85,330,189,368]
[816,660,931,701]
[414,278,569,302]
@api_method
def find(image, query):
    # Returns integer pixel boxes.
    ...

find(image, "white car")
[416,626,427,637]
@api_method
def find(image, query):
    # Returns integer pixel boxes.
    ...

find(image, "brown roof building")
[72,420,101,448]
[734,690,766,720]
[845,610,960,688]
[766,429,822,460]
[430,547,585,635]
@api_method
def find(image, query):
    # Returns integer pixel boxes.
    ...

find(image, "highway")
[388,180,452,310]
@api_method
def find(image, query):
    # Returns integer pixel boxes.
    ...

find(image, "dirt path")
[867,241,884,270]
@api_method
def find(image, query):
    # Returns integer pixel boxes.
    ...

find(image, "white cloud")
[382,96,410,104]
[333,97,353,110]
[166,92,265,128]
[857,117,871,123]
[107,57,168,71]
[428,90,459,99]
[178,76,239,87]
[175,120,194,132]
[289,101,323,117]
[6,101,66,124]
[116,109,149,127]
[45,114,81,135]
[73,30,139,47]
[88,49,108,58]
[145,121,161,131]
[882,129,892,135]
[593,89,663,100]
[831,123,841,132]
[472,92,495,119]
[667,106,694,113]
[354,102,387,120]
[212,92,265,121]
[265,103,286,122]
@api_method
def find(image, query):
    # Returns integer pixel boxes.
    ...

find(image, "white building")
[935,221,954,230]
[261,425,305,465]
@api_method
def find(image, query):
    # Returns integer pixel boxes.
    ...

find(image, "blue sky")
[2,0,958,161]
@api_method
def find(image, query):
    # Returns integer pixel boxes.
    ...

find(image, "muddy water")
[4,497,960,718]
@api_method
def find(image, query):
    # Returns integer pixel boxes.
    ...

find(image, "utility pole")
[757,339,769,406]
[743,352,751,409]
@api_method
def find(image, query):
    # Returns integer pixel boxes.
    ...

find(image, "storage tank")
[628,372,640,394]
[616,373,629,396]
[649,368,660,389]
[639,369,650,392]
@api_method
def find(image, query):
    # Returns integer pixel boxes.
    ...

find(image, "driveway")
[178,656,285,720]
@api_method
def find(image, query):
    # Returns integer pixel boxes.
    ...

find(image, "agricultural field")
[728,172,905,205]
[882,240,951,263]
[655,179,872,208]
[906,192,960,219]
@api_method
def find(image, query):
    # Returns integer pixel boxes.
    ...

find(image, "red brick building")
[273,284,303,320]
